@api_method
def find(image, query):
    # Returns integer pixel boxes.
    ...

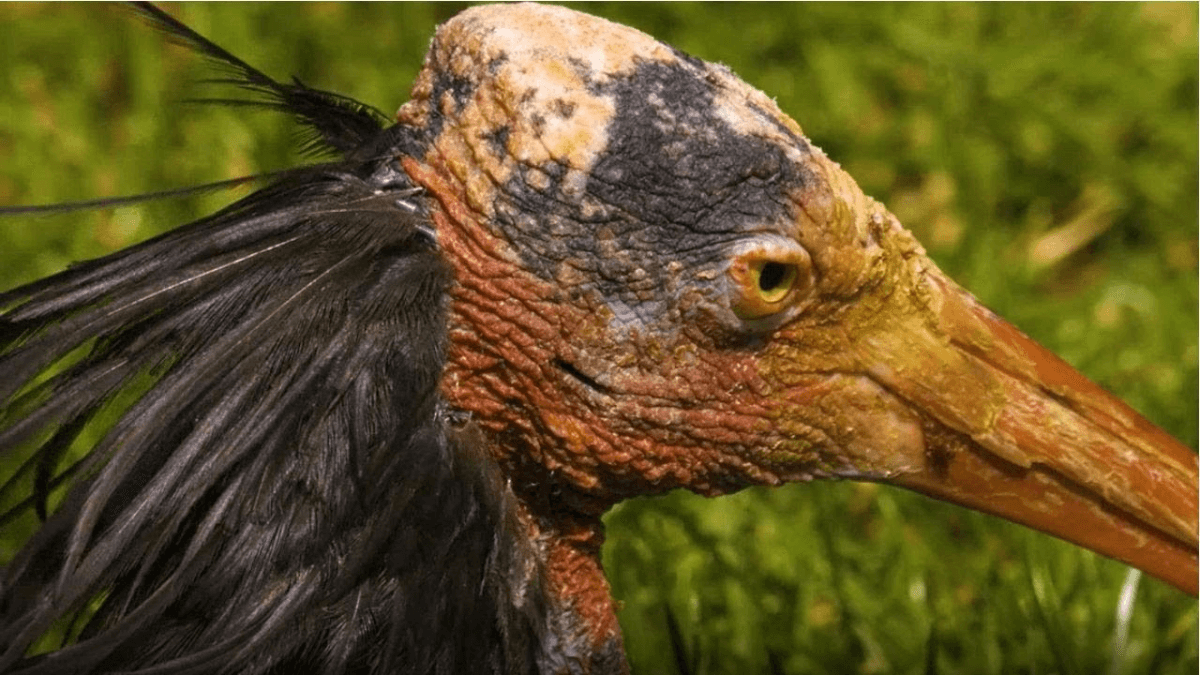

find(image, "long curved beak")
[886,272,1195,593]
[808,266,1197,594]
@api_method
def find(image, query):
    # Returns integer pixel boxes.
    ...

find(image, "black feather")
[0,173,272,219]
[1,5,548,674]
[0,163,546,675]
[128,2,390,157]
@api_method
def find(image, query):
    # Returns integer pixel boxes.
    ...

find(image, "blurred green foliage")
[0,3,1195,674]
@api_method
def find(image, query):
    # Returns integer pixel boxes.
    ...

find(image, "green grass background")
[0,3,1195,674]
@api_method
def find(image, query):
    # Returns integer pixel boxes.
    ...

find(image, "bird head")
[397,4,1196,594]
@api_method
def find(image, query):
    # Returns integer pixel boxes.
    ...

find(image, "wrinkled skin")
[391,4,1197,664]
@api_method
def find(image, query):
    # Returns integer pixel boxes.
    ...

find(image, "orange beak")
[823,268,1197,594]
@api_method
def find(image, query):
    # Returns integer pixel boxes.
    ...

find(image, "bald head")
[395,3,929,502]
[399,3,1195,593]
[397,3,897,339]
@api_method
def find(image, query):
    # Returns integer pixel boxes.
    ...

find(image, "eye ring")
[728,242,813,321]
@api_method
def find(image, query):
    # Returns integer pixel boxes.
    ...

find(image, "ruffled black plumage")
[0,5,546,674]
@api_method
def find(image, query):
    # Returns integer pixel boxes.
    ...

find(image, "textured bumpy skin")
[405,5,855,498]
[0,4,1196,675]
[403,2,1197,664]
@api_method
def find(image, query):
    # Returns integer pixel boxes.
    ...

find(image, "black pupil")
[758,262,789,292]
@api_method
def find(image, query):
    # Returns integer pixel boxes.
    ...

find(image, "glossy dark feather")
[0,9,546,674]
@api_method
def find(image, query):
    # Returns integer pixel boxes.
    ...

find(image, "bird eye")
[728,242,813,321]
[755,261,796,302]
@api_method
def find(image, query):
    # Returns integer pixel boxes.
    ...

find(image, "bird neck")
[404,155,633,669]
[517,482,628,669]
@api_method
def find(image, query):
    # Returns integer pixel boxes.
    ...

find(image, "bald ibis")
[0,4,1195,674]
